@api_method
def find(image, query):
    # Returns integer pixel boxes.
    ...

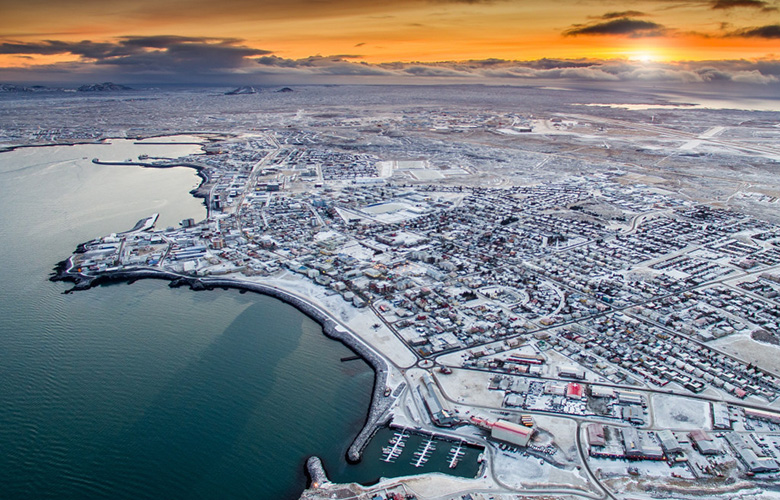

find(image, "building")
[622,428,664,461]
[587,423,606,447]
[689,430,720,455]
[744,408,780,425]
[739,448,780,473]
[491,419,534,447]
[617,391,643,406]
[712,402,732,430]
[622,405,645,425]
[566,383,584,400]
[657,430,682,455]
[590,386,615,398]
[419,374,457,427]
[558,365,585,379]
[544,382,567,396]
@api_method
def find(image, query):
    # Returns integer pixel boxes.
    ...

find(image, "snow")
[259,271,419,368]
[652,394,711,431]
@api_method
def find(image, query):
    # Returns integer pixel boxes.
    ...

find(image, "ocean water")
[0,140,479,500]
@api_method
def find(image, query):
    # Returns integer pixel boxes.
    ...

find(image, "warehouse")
[490,419,534,447]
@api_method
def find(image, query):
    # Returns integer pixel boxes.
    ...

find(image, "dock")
[447,441,465,469]
[412,437,436,468]
[381,428,408,463]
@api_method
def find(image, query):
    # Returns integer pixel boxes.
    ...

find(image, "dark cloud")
[0,40,119,58]
[728,24,780,37]
[354,42,366,47]
[0,36,271,75]
[564,18,668,37]
[710,0,776,9]
[598,11,648,19]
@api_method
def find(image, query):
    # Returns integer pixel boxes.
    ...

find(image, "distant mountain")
[0,84,60,93]
[276,87,294,93]
[77,82,132,92]
[0,83,32,92]
[225,86,258,95]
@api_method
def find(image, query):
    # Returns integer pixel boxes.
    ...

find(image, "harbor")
[361,427,484,482]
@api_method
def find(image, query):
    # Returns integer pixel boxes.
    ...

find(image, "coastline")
[50,262,395,464]
[0,139,109,153]
[91,159,212,208]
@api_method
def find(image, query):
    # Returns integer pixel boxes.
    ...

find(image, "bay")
[0,138,480,500]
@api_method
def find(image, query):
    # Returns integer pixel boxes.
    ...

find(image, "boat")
[412,437,436,468]
[447,441,465,469]
[381,428,408,463]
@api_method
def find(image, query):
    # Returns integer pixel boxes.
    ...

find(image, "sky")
[0,0,778,85]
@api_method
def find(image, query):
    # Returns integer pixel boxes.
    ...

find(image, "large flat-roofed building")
[587,423,606,447]
[419,374,457,427]
[590,386,615,398]
[558,365,585,379]
[689,430,720,455]
[712,402,732,430]
[491,419,534,447]
[657,430,682,455]
[739,448,780,473]
[617,391,643,406]
[744,408,780,425]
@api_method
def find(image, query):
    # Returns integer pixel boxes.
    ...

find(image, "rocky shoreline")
[50,263,394,464]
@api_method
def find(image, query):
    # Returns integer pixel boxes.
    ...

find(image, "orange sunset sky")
[0,0,778,84]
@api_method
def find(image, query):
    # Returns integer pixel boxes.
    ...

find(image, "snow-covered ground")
[257,271,419,368]
[651,394,711,431]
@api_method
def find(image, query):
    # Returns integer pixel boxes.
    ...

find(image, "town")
[52,103,780,500]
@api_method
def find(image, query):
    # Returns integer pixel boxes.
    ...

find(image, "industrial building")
[712,402,732,430]
[657,430,682,455]
[418,374,457,427]
[689,430,720,455]
[622,428,664,461]
[490,419,534,447]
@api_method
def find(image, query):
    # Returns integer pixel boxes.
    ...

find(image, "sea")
[0,138,480,500]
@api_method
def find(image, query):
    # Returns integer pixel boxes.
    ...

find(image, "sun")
[628,52,658,63]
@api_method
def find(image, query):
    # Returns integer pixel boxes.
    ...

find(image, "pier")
[447,441,465,469]
[412,437,436,468]
[381,428,408,463]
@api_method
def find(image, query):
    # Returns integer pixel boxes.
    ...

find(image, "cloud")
[462,58,780,85]
[403,65,475,77]
[0,35,778,86]
[728,24,780,37]
[730,69,778,83]
[598,11,648,19]
[564,18,668,37]
[0,36,272,75]
[710,0,776,10]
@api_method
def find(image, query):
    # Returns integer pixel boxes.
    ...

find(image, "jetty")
[447,441,465,469]
[381,428,408,463]
[412,437,436,468]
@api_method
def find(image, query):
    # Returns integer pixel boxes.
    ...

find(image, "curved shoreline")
[50,264,394,463]
[91,158,212,208]
[0,132,233,155]
[0,139,110,153]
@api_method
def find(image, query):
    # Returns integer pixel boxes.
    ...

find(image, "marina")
[370,427,483,479]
